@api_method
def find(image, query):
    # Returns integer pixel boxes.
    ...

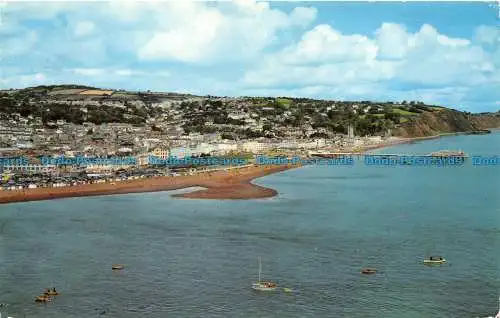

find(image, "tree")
[384,112,401,122]
[221,133,235,140]
[262,124,273,131]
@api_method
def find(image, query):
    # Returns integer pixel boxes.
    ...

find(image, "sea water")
[0,132,499,317]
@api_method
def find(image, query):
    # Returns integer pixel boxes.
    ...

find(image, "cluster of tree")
[0,96,148,126]
[182,124,218,135]
[355,116,392,136]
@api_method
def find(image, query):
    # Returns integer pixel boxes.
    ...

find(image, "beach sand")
[0,165,299,205]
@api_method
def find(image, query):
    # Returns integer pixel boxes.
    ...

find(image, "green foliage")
[262,124,273,131]
[221,133,235,140]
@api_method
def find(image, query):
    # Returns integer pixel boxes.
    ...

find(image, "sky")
[1,1,499,112]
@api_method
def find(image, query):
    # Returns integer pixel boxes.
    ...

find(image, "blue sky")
[1,1,499,112]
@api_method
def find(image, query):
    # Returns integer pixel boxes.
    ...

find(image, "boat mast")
[258,257,262,283]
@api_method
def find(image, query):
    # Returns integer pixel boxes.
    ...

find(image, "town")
[0,85,496,191]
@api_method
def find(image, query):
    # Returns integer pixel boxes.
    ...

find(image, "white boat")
[423,256,446,265]
[252,257,277,291]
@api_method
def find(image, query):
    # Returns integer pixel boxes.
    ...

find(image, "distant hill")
[0,85,499,137]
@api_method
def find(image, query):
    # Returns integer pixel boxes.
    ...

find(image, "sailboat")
[252,257,277,291]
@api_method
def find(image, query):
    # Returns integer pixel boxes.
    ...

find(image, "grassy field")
[393,108,420,115]
[48,89,87,95]
[80,89,114,96]
[276,98,292,108]
[112,93,140,99]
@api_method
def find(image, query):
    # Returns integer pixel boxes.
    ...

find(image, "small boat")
[112,264,124,270]
[34,295,51,303]
[423,256,446,264]
[361,268,377,274]
[44,288,59,296]
[252,257,277,291]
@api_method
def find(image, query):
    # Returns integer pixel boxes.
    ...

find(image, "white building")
[2,164,57,173]
[215,142,238,155]
[241,141,269,153]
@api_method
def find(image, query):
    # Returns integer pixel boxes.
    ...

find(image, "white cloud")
[474,25,499,45]
[138,7,224,63]
[289,7,318,27]
[74,21,95,37]
[375,23,410,60]
[280,24,378,65]
[242,23,497,91]
[138,0,317,63]
[34,73,45,81]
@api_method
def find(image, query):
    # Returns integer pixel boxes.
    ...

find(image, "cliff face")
[393,109,500,137]
[470,114,500,130]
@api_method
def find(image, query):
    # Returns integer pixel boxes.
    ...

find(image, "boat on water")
[34,295,51,303]
[361,268,377,275]
[112,264,124,270]
[44,288,59,296]
[423,256,446,264]
[252,257,277,291]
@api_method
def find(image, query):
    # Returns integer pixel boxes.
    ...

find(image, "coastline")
[0,164,299,205]
[358,135,440,153]
[0,130,492,205]
[357,132,483,153]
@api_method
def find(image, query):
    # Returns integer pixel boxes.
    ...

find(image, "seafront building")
[0,164,57,174]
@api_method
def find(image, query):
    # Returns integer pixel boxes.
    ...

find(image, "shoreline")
[357,131,487,153]
[0,164,299,205]
[0,130,492,205]
[358,135,441,153]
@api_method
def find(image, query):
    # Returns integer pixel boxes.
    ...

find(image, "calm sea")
[0,133,499,317]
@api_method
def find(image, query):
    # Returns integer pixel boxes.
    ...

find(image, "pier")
[309,152,468,158]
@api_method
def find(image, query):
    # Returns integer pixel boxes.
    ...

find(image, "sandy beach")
[0,164,299,205]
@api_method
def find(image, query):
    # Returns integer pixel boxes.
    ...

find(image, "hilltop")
[0,85,499,140]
